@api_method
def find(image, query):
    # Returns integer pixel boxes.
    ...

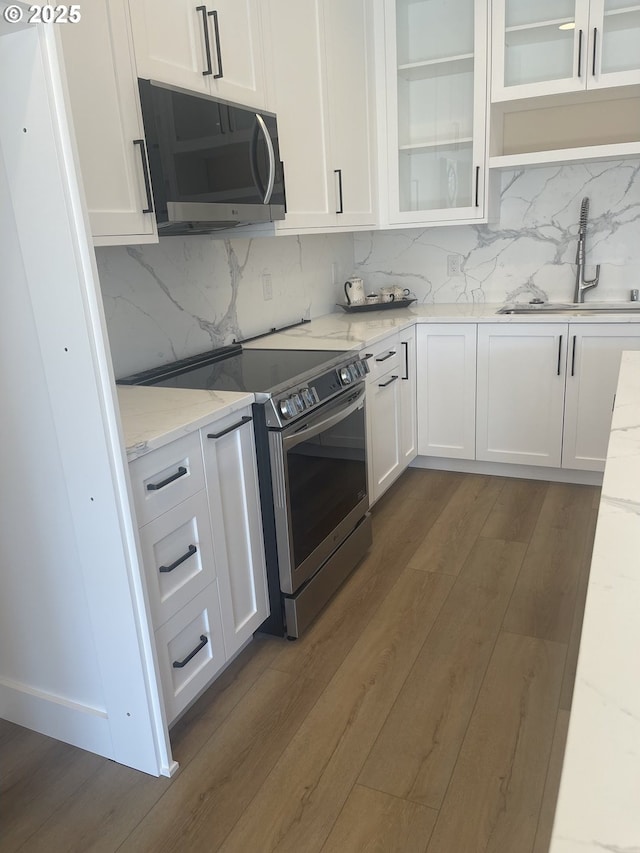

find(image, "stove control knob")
[291,393,304,412]
[339,366,352,385]
[348,363,360,381]
[301,387,315,408]
[360,358,370,375]
[279,398,294,420]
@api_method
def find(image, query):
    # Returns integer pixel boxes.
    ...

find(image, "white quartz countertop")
[550,350,640,852]
[242,303,640,352]
[117,386,254,461]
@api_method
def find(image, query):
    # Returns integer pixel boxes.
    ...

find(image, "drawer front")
[361,335,401,384]
[129,432,205,526]
[154,582,226,724]
[138,491,216,628]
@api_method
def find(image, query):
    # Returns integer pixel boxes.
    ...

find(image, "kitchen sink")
[497,302,640,315]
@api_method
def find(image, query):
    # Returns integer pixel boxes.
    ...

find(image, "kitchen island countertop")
[550,350,640,852]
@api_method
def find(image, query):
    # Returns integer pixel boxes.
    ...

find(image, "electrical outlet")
[447,254,462,276]
[262,272,272,301]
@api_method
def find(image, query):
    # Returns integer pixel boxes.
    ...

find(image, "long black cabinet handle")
[592,28,598,76]
[375,351,396,363]
[401,341,409,380]
[335,169,344,214]
[557,335,563,376]
[197,5,214,76]
[571,335,577,376]
[577,29,583,77]
[207,415,252,440]
[209,9,223,79]
[146,466,187,491]
[159,544,197,574]
[133,139,153,214]
[474,166,480,207]
[378,375,399,388]
[172,635,208,669]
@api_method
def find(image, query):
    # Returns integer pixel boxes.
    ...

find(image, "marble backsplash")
[355,159,640,305]
[96,233,354,378]
[97,159,640,379]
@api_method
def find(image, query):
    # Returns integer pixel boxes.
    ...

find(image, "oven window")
[286,404,367,569]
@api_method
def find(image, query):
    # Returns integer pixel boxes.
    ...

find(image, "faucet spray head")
[579,197,590,237]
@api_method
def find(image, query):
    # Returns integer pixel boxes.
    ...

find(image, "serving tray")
[336,298,416,313]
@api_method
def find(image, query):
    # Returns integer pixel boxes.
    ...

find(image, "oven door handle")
[282,385,365,451]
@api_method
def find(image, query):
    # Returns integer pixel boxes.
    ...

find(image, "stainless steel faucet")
[573,197,600,303]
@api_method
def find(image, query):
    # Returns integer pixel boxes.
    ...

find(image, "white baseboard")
[0,676,113,759]
[410,456,603,487]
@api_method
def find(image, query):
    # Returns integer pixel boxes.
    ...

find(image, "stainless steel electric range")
[120,342,372,638]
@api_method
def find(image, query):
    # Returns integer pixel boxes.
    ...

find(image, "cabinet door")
[129,0,212,95]
[417,324,477,459]
[323,0,377,227]
[476,324,567,467]
[384,0,488,225]
[398,327,417,467]
[588,0,640,89]
[367,369,402,503]
[206,0,266,107]
[562,324,640,471]
[491,0,590,101]
[268,0,335,231]
[202,411,269,658]
[60,0,157,245]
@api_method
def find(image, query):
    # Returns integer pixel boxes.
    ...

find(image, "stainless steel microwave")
[137,79,286,234]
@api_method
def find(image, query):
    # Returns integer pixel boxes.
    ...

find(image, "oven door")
[269,383,368,595]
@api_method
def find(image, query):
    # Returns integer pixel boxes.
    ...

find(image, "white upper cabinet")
[492,0,640,102]
[266,0,376,232]
[381,0,489,225]
[60,0,157,245]
[129,0,267,109]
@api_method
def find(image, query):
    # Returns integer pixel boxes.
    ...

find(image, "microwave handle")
[255,114,276,204]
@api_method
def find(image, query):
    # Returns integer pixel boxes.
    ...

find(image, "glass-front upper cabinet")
[492,0,640,101]
[382,0,488,225]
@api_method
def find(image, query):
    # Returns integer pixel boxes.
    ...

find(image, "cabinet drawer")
[129,432,205,526]
[138,491,216,628]
[361,335,401,384]
[154,582,226,725]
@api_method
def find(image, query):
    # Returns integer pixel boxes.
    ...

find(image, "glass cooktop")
[120,345,349,395]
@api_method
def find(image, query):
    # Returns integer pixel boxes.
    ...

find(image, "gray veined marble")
[355,160,640,306]
[96,159,640,379]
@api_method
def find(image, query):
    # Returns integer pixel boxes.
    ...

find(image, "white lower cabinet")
[201,410,269,658]
[476,323,567,467]
[398,327,418,466]
[562,324,640,471]
[416,324,477,460]
[364,330,417,504]
[130,404,268,724]
[154,582,226,725]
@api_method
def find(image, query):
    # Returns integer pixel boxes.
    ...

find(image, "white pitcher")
[344,277,365,304]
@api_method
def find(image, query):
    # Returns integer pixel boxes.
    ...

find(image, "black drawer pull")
[196,5,213,76]
[376,351,396,363]
[378,375,399,388]
[557,335,563,376]
[363,353,373,360]
[146,466,187,491]
[571,335,577,376]
[172,635,208,669]
[159,544,197,574]
[207,415,252,440]
[209,9,224,79]
[133,139,153,214]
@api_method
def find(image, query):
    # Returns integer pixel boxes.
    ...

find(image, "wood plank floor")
[0,470,600,853]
